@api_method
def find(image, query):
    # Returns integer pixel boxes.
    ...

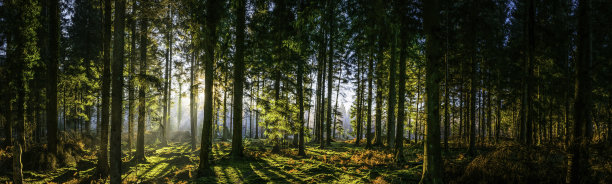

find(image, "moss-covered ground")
[1,139,610,183]
[0,139,429,183]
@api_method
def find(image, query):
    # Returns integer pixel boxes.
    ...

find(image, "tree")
[326,0,335,146]
[127,0,137,152]
[394,0,408,163]
[161,3,174,146]
[97,0,112,177]
[231,0,246,159]
[189,34,198,150]
[47,0,60,157]
[387,25,397,148]
[110,0,126,183]
[198,0,222,176]
[420,0,444,182]
[134,1,148,162]
[566,0,592,183]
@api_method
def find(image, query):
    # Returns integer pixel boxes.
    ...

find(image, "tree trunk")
[387,28,397,147]
[366,45,373,148]
[420,0,444,182]
[467,56,477,155]
[355,58,362,146]
[127,1,137,152]
[297,0,307,155]
[190,37,198,150]
[198,0,221,176]
[394,13,407,163]
[566,0,591,183]
[47,0,60,157]
[231,0,246,159]
[135,10,148,163]
[443,41,449,151]
[97,0,112,176]
[110,0,126,182]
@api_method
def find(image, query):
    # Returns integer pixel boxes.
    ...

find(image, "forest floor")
[0,137,610,183]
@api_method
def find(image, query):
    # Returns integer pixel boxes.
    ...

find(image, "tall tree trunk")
[190,37,198,150]
[97,0,112,176]
[110,0,126,182]
[443,41,449,151]
[161,6,172,146]
[334,69,342,140]
[47,0,60,157]
[387,29,397,147]
[231,0,246,159]
[355,58,362,146]
[255,76,260,139]
[366,46,373,148]
[326,4,334,146]
[420,0,444,182]
[415,72,421,142]
[467,56,477,155]
[318,51,327,148]
[222,76,229,140]
[127,1,137,152]
[521,0,535,146]
[297,0,307,155]
[567,0,591,183]
[394,13,407,163]
[135,10,148,163]
[198,0,221,176]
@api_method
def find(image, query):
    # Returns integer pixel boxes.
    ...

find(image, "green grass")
[2,139,426,183]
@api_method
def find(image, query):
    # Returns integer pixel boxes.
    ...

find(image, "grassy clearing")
[0,140,424,183]
[1,139,609,183]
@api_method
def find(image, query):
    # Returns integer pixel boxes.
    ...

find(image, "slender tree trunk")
[467,56,477,155]
[567,0,591,183]
[255,76,260,139]
[415,73,421,142]
[326,1,334,145]
[135,11,148,163]
[222,77,228,140]
[366,47,373,148]
[420,0,444,182]
[394,15,408,163]
[190,38,198,150]
[97,0,112,176]
[387,29,397,147]
[297,0,307,154]
[110,0,126,182]
[47,0,60,157]
[198,0,221,176]
[355,59,362,146]
[443,43,449,151]
[231,0,246,158]
[127,2,137,152]
[334,69,342,140]
[161,6,173,146]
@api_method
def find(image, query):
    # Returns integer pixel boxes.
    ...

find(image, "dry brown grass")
[459,142,566,183]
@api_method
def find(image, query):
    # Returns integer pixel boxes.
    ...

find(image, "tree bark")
[198,0,221,176]
[420,0,444,182]
[394,17,407,163]
[97,0,112,176]
[134,9,148,163]
[110,0,126,182]
[566,0,591,183]
[325,0,334,145]
[127,1,137,152]
[47,0,60,157]
[387,29,397,147]
[190,37,198,150]
[231,0,246,159]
